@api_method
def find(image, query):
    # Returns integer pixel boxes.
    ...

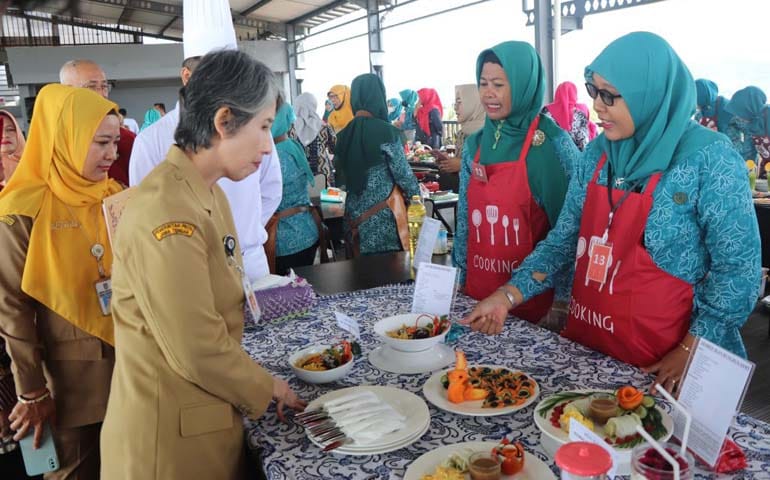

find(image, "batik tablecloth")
[242,285,770,479]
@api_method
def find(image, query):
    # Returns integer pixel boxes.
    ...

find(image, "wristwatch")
[498,287,517,307]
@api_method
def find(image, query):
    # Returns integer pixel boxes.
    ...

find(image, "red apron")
[465,117,554,323]
[562,154,693,367]
[753,109,769,178]
[698,98,720,131]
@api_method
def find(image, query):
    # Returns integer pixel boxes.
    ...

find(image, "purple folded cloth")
[244,276,316,324]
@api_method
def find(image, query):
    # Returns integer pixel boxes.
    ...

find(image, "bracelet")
[17,390,50,405]
[679,342,691,353]
[498,287,517,307]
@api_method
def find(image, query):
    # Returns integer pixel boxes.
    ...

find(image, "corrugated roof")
[10,0,392,41]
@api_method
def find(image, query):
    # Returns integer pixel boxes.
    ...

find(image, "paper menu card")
[673,338,755,467]
[412,217,441,270]
[335,311,361,340]
[410,263,458,317]
[102,187,134,247]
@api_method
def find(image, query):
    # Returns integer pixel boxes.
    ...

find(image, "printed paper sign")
[334,312,361,340]
[411,263,458,317]
[673,338,755,466]
[413,217,442,270]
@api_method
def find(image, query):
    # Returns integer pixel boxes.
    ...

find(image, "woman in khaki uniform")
[101,50,305,480]
[0,84,122,479]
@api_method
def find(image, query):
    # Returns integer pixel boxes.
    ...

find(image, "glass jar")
[468,451,502,480]
[630,442,694,480]
[555,442,612,480]
[587,392,619,426]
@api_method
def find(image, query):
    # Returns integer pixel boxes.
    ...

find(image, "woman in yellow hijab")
[0,83,121,478]
[327,84,355,133]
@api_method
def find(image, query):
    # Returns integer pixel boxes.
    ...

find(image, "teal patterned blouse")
[275,141,318,257]
[726,117,758,160]
[452,127,582,301]
[508,134,761,358]
[343,142,420,255]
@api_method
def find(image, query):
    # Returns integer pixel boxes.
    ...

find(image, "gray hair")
[174,50,280,152]
[59,59,101,84]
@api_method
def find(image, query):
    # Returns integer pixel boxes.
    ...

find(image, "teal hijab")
[272,102,313,186]
[387,98,403,122]
[725,86,767,137]
[464,41,548,164]
[140,107,161,131]
[585,32,713,183]
[695,78,733,132]
[399,90,418,120]
[336,74,403,194]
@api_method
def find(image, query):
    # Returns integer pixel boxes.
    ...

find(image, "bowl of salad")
[289,340,358,384]
[373,313,451,352]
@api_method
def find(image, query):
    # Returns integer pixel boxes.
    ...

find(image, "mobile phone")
[18,422,59,476]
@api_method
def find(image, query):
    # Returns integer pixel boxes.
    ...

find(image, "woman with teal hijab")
[268,102,319,274]
[725,85,768,160]
[398,89,419,142]
[387,98,403,123]
[694,79,732,133]
[463,32,760,395]
[140,106,161,131]
[336,74,419,256]
[452,41,577,324]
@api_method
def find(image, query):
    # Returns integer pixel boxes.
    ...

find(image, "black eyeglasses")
[585,82,622,107]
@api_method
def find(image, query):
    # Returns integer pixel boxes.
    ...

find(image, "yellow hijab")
[0,84,121,345]
[327,84,354,133]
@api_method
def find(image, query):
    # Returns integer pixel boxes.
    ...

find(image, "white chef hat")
[183,0,238,60]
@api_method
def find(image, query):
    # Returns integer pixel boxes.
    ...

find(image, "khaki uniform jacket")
[0,215,114,429]
[100,147,273,480]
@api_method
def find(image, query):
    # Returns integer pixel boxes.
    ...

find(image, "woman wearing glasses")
[452,41,579,324]
[462,32,760,394]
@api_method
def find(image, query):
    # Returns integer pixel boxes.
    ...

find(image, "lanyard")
[603,162,641,242]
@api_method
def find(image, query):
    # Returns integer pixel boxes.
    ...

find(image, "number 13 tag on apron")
[94,278,112,316]
[472,163,489,183]
[586,242,613,284]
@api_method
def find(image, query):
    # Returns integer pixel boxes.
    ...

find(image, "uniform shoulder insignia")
[0,215,16,226]
[152,222,196,241]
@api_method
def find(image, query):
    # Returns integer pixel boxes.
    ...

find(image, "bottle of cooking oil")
[407,195,426,259]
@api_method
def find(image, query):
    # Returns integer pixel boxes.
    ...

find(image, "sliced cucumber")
[642,395,655,408]
[634,405,648,419]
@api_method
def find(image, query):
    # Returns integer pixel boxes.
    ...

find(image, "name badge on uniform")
[224,234,261,322]
[586,242,613,284]
[94,278,112,316]
[471,163,488,183]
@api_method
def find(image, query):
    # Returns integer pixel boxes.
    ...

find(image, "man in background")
[119,108,139,134]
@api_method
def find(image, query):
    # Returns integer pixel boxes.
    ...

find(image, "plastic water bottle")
[407,195,426,258]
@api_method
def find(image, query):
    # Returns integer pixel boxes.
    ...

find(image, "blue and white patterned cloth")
[242,285,770,479]
[509,138,761,358]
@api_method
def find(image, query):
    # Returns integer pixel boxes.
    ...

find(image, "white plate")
[373,313,451,352]
[422,365,539,416]
[369,343,455,374]
[310,415,430,456]
[305,386,430,454]
[404,441,556,480]
[533,389,674,475]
